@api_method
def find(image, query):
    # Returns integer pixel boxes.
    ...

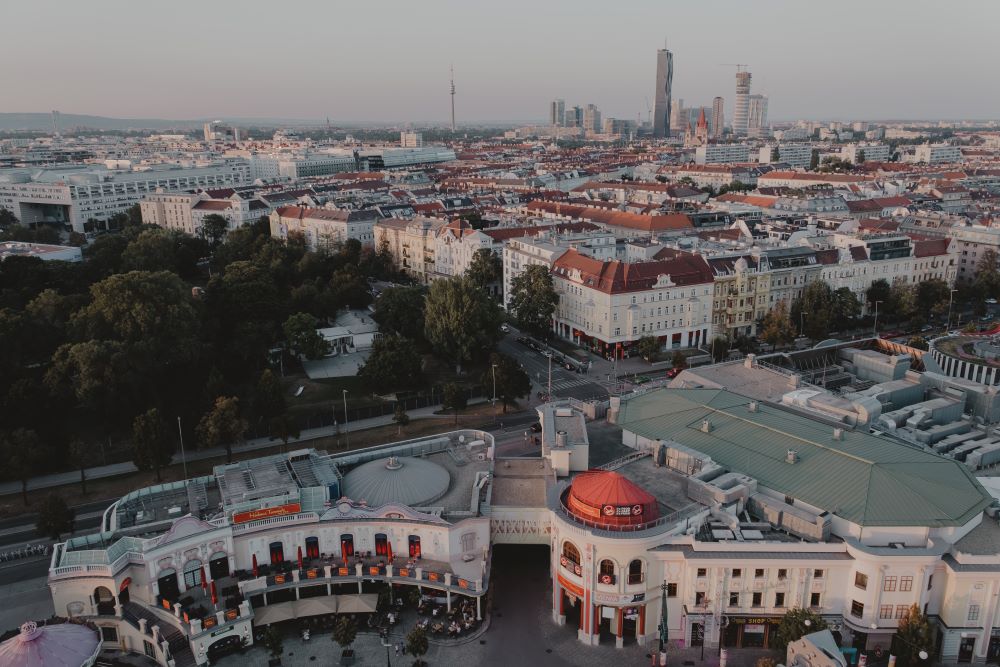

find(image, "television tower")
[450,65,456,132]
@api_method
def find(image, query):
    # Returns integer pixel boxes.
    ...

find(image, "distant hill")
[0,112,213,131]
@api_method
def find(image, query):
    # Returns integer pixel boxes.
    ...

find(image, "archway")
[209,551,230,580]
[118,577,131,606]
[94,586,115,615]
[158,568,180,603]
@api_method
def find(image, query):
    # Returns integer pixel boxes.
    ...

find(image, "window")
[182,560,203,588]
[729,592,739,606]
[144,640,157,659]
[880,604,894,619]
[695,591,706,606]
[561,542,582,575]
[851,601,865,618]
[666,583,678,597]
[375,533,388,557]
[628,560,644,585]
[777,569,787,580]
[775,592,785,608]
[598,559,616,585]
[697,568,707,578]
[814,569,824,578]
[810,592,822,608]
[896,605,909,619]
[755,569,765,578]
[752,592,762,607]
[731,568,742,578]
[340,534,354,558]
[883,576,898,592]
[968,605,981,621]
[855,572,869,590]
[408,535,421,558]
[900,576,913,592]
[305,537,319,560]
[100,626,119,642]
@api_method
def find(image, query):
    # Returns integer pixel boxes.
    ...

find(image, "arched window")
[182,559,203,589]
[628,559,644,585]
[269,541,284,565]
[375,533,388,557]
[94,586,115,615]
[560,541,582,576]
[408,536,421,558]
[598,559,616,585]
[305,537,320,559]
[340,534,354,559]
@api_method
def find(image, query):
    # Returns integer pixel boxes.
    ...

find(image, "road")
[497,327,610,402]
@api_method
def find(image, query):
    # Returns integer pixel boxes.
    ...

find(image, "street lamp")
[800,311,808,338]
[342,390,350,448]
[491,363,498,422]
[873,300,884,336]
[176,416,188,480]
[947,288,958,331]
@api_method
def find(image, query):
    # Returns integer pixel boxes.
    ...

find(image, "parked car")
[500,324,510,333]
[530,422,542,433]
[666,367,683,379]
[987,298,997,305]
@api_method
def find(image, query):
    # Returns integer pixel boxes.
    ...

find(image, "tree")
[392,403,410,435]
[197,396,247,463]
[671,350,688,370]
[771,146,780,162]
[358,334,423,393]
[424,276,503,373]
[975,249,1000,299]
[856,149,866,164]
[866,279,893,316]
[125,203,144,227]
[200,213,230,248]
[831,287,862,329]
[894,604,935,667]
[406,625,429,667]
[636,335,661,362]
[890,282,917,323]
[710,336,729,362]
[809,149,820,171]
[507,264,559,339]
[268,414,300,451]
[0,207,18,228]
[466,248,502,293]
[68,438,89,495]
[373,286,426,343]
[132,408,173,482]
[2,428,43,505]
[483,352,531,413]
[282,312,330,360]
[262,626,284,663]
[332,615,357,655]
[774,608,828,653]
[760,301,795,351]
[916,278,951,319]
[791,282,835,340]
[254,369,286,423]
[907,336,929,350]
[36,494,74,541]
[442,382,467,425]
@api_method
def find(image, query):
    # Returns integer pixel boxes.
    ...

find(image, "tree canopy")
[483,352,531,413]
[760,301,795,350]
[507,264,558,339]
[774,608,828,653]
[358,334,423,393]
[131,407,173,482]
[424,276,503,373]
[283,312,330,360]
[466,248,502,291]
[373,286,426,343]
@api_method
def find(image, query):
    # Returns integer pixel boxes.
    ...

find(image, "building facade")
[653,49,674,139]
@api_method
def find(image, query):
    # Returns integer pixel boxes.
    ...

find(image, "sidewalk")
[0,399,489,497]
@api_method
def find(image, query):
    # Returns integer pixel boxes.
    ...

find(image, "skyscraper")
[733,70,752,136]
[566,106,583,128]
[652,48,673,138]
[711,97,725,139]
[550,99,565,126]
[583,104,601,134]
[747,94,769,137]
[669,99,685,136]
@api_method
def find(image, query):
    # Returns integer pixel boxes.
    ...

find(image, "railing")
[230,512,320,534]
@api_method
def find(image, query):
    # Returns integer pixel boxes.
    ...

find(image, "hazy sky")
[4,0,999,123]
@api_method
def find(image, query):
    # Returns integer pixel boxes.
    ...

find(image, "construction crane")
[720,63,749,72]
[644,96,653,125]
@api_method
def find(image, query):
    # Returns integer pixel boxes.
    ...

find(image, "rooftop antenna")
[450,65,456,132]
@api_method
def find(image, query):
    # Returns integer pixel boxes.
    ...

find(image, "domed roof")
[565,470,659,528]
[342,456,450,508]
[0,620,101,667]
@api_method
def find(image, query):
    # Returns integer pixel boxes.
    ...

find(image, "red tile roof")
[525,201,692,232]
[913,238,951,258]
[193,200,232,211]
[551,248,712,294]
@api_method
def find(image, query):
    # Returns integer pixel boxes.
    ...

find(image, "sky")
[3,0,999,124]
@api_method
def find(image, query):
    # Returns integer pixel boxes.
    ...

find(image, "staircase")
[121,602,196,667]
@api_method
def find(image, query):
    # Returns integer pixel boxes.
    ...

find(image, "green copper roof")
[618,388,993,528]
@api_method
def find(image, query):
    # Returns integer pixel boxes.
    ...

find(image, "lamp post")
[800,311,808,338]
[657,580,669,667]
[176,416,188,480]
[873,300,883,336]
[947,288,958,331]
[491,363,498,422]
[342,390,350,448]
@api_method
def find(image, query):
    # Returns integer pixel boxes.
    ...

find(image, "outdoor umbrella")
[297,546,303,570]
[210,580,217,606]
[252,554,258,578]
[200,565,208,591]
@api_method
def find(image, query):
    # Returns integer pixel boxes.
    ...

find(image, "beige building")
[269,205,379,251]
[374,217,448,284]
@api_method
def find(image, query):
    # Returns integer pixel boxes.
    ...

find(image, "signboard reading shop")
[232,503,301,524]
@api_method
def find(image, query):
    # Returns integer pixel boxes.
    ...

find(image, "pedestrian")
[395,641,400,656]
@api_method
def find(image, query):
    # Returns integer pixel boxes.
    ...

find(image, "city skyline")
[3,0,999,124]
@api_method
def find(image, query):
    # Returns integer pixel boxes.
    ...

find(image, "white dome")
[342,456,450,508]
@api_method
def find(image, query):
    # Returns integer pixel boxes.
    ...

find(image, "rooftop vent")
[786,449,799,464]
[555,430,568,447]
[385,456,403,470]
[833,428,844,441]
[701,419,712,433]
[748,400,759,413]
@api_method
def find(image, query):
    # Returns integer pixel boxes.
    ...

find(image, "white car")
[500,324,510,333]
[987,298,997,305]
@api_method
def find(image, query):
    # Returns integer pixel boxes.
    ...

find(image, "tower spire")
[450,65,456,132]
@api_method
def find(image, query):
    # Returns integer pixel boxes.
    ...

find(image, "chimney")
[833,428,844,441]
[744,354,756,369]
[700,419,712,433]
[748,400,759,413]
[786,449,799,464]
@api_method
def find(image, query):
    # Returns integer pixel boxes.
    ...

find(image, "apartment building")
[269,205,380,251]
[550,249,715,357]
[695,144,751,165]
[374,217,449,284]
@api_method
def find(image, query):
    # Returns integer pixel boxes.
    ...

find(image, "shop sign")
[594,591,642,605]
[337,567,350,576]
[210,625,234,638]
[232,503,301,524]
[729,616,781,625]
[557,574,585,598]
[601,504,644,518]
[624,606,640,620]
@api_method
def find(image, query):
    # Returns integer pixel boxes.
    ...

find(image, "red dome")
[565,470,659,528]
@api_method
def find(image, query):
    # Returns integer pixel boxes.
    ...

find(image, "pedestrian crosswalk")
[550,377,592,391]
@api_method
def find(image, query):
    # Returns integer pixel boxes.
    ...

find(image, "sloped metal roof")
[618,389,992,527]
